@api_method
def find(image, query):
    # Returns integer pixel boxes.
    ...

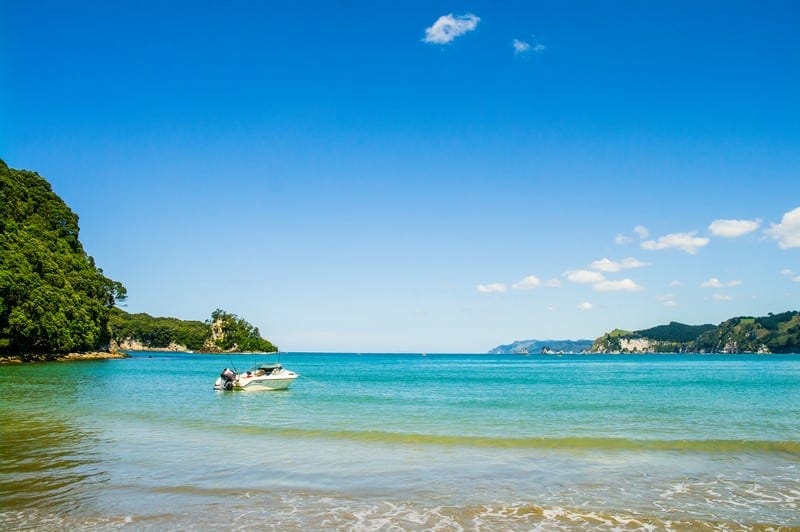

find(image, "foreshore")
[0,351,129,364]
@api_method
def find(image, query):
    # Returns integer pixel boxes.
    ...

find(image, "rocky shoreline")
[0,351,130,364]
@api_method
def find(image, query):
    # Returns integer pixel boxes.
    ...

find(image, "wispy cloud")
[708,218,761,238]
[476,282,506,293]
[712,293,733,301]
[641,231,710,254]
[423,13,480,44]
[668,280,683,287]
[781,269,800,283]
[512,38,530,53]
[565,269,606,284]
[765,206,800,249]
[577,301,593,311]
[594,278,644,292]
[544,278,562,288]
[616,225,648,245]
[615,233,633,245]
[700,278,742,288]
[566,268,643,292]
[590,257,650,272]
[657,294,678,307]
[512,38,545,54]
[512,275,540,290]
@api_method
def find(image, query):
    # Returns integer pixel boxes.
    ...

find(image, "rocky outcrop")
[117,338,189,352]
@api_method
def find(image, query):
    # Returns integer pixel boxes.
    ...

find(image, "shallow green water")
[1,353,799,529]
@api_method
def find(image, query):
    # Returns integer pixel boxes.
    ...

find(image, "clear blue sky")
[2,1,799,352]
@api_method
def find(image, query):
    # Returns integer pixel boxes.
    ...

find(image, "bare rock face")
[118,338,188,352]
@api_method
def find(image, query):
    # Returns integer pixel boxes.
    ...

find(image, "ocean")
[1,352,799,530]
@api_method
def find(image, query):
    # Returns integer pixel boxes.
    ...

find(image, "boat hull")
[234,376,297,391]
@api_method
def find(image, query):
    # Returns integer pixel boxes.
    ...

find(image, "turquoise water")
[1,353,799,529]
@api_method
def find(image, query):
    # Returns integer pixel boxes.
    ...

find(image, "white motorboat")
[214,364,298,391]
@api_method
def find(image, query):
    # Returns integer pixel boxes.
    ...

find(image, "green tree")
[0,160,126,356]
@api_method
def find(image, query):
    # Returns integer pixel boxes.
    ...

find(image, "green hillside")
[0,160,126,357]
[109,308,278,353]
[593,312,800,353]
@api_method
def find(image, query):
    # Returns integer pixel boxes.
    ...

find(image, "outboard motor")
[216,368,236,390]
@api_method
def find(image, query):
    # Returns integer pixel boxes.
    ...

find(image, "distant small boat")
[214,364,298,391]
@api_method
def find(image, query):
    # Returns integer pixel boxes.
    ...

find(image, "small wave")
[3,498,789,531]
[220,424,800,455]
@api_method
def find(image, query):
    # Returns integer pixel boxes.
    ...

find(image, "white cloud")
[512,38,530,53]
[656,294,678,307]
[766,206,800,249]
[634,225,649,239]
[793,276,800,283]
[476,282,506,293]
[423,13,480,44]
[641,231,710,254]
[544,278,562,288]
[708,218,761,238]
[577,301,593,311]
[590,257,650,272]
[668,280,682,287]
[593,278,644,292]
[780,269,794,276]
[590,258,618,272]
[565,269,606,284]
[712,293,733,301]
[615,233,633,245]
[700,278,741,288]
[546,305,557,311]
[512,275,541,290]
[533,43,546,52]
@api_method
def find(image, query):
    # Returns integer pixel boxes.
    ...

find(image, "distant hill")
[592,311,800,353]
[489,339,594,355]
[109,308,278,353]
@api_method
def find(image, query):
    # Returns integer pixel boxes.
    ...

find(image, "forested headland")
[0,160,276,361]
[109,308,277,353]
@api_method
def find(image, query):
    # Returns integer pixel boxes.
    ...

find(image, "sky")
[2,1,799,352]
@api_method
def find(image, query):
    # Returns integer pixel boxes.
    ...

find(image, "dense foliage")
[209,309,277,352]
[108,308,208,350]
[108,308,278,353]
[593,311,800,353]
[0,160,126,356]
[694,312,800,353]
[634,322,716,343]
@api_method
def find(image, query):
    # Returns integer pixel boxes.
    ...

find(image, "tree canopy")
[0,160,126,355]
